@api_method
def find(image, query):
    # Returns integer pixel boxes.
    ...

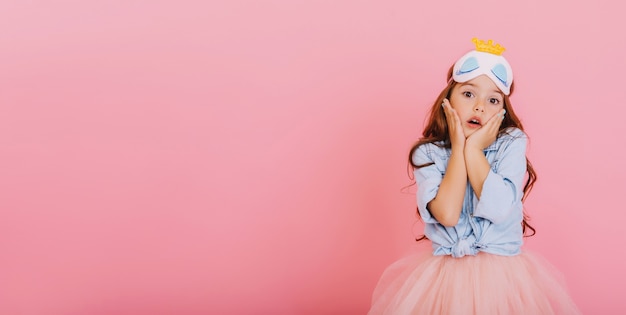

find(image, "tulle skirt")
[368,251,581,315]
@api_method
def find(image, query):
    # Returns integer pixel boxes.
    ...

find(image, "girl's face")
[449,75,505,137]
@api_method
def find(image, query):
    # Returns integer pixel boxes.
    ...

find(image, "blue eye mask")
[452,50,513,95]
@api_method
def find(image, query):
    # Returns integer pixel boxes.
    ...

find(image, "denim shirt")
[412,127,527,258]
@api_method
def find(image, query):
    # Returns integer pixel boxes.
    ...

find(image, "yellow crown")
[472,38,506,56]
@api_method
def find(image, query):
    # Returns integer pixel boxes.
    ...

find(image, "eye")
[489,98,501,105]
[463,91,473,98]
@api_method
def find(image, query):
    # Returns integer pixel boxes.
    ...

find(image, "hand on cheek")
[442,99,466,150]
[466,109,506,150]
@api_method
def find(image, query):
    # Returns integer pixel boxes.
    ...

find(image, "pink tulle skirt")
[368,251,581,315]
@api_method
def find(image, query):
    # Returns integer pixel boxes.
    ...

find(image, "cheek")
[448,97,466,112]
[488,105,504,117]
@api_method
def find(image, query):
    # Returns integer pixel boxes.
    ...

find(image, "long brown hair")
[410,66,537,239]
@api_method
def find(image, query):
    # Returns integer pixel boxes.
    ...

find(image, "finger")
[441,99,450,115]
[442,100,455,122]
[491,109,506,130]
[442,100,462,125]
[497,109,506,128]
[452,108,463,123]
[486,109,506,127]
[485,109,505,134]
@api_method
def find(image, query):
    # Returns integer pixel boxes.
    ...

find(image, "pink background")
[1,0,624,314]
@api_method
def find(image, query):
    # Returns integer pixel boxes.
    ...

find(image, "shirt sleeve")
[412,144,444,224]
[473,130,527,224]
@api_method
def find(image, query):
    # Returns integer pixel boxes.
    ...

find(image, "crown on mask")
[472,38,505,56]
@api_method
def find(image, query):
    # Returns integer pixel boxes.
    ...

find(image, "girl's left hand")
[466,109,506,150]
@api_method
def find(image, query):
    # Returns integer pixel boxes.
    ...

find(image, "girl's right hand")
[442,99,465,150]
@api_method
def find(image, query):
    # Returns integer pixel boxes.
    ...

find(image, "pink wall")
[1,0,623,314]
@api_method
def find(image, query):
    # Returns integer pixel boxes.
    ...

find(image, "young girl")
[368,39,581,314]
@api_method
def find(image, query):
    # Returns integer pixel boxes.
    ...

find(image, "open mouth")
[467,118,482,127]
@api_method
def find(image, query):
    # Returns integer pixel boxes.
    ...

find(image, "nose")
[473,101,484,112]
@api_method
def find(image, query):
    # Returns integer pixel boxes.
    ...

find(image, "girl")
[368,39,581,314]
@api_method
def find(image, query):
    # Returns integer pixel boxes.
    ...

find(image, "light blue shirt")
[412,127,527,258]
